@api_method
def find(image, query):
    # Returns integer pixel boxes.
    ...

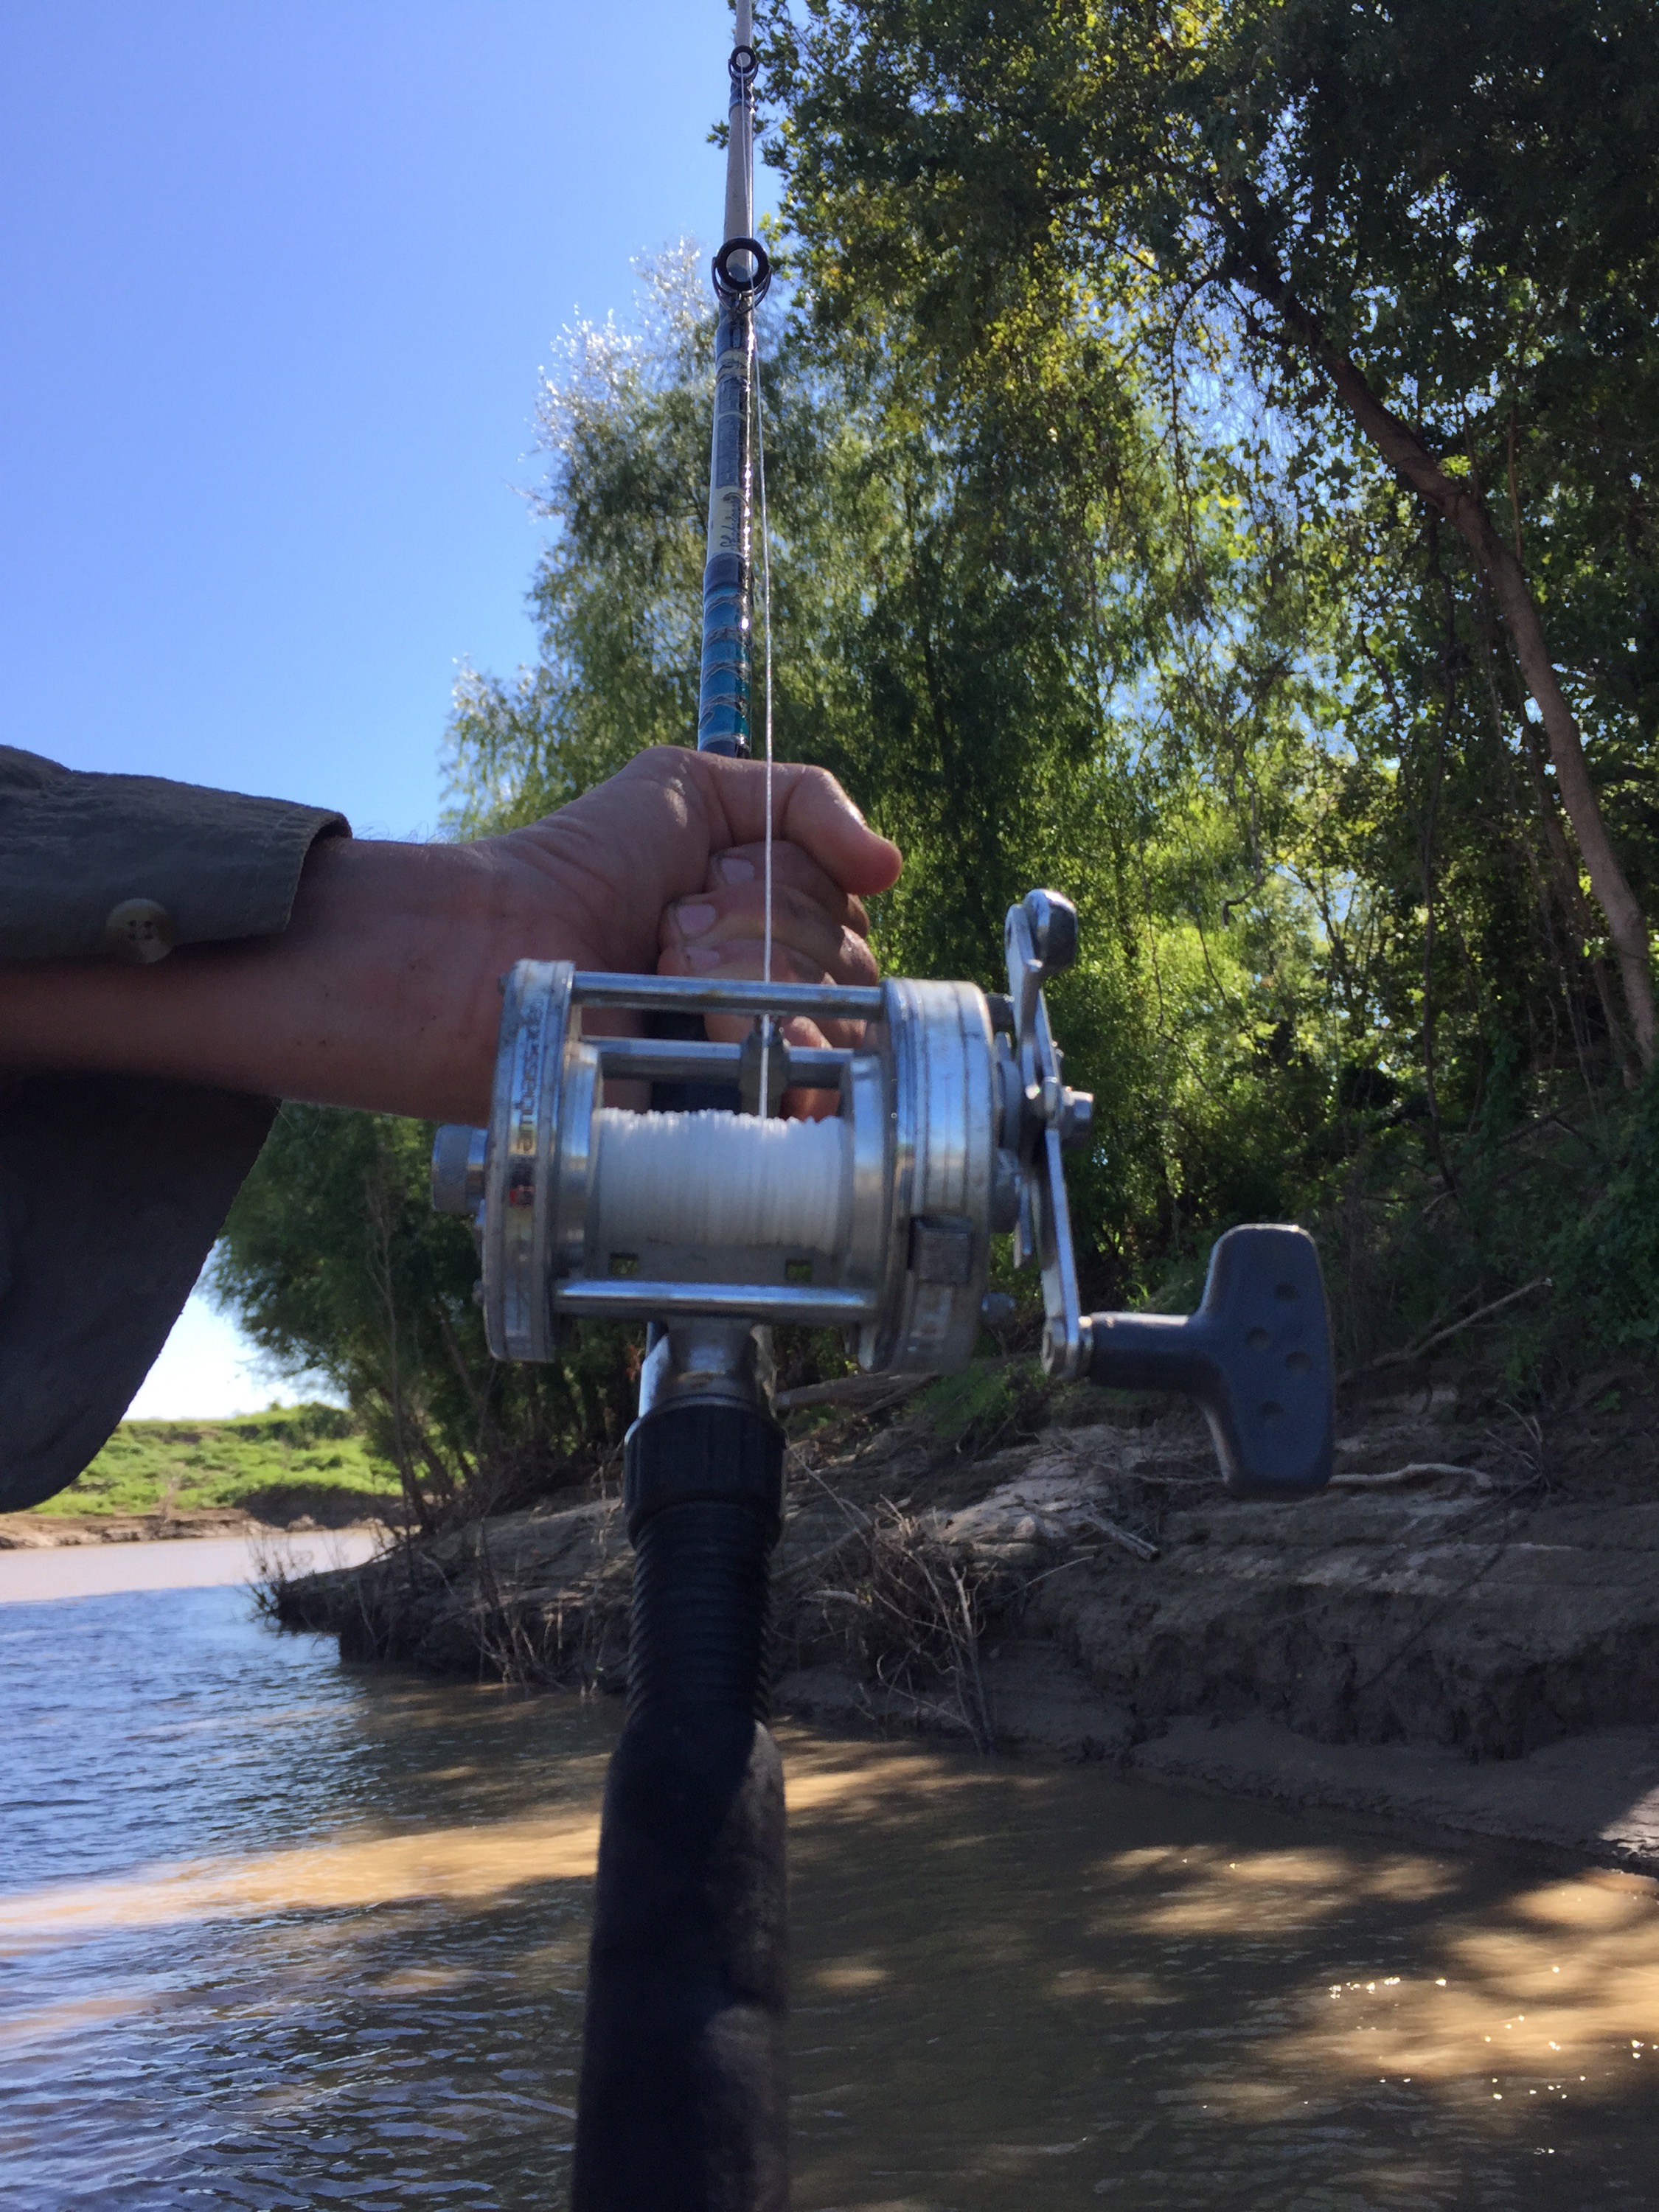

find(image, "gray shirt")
[0,745,348,1512]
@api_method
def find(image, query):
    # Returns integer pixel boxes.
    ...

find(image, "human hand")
[497,746,900,978]
[0,748,902,1126]
[658,837,883,1118]
[485,747,900,1119]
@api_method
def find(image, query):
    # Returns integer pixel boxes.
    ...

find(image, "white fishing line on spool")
[591,1108,852,1256]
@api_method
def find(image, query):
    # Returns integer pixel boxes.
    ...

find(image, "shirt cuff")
[0,745,350,963]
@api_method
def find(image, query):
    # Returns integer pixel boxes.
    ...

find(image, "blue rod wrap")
[698,305,755,757]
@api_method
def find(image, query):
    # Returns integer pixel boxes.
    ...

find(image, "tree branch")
[1222,234,1654,1064]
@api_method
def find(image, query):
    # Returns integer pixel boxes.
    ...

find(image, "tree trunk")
[1234,257,1655,1065]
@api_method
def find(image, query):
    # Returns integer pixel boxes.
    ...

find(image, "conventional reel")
[432,891,1335,1497]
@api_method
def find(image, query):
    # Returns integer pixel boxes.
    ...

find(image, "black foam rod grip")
[572,1714,789,2212]
[573,1398,790,2212]
[1087,1224,1334,1498]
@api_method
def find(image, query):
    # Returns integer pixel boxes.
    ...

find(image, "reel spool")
[433,890,1336,1498]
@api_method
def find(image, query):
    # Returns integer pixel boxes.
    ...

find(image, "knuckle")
[835,931,881,984]
[776,945,827,986]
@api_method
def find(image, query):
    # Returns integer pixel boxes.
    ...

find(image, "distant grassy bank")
[29,1404,400,1526]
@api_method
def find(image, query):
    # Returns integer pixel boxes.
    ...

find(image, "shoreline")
[0,1508,392,1550]
[774,1651,1659,1882]
[0,1523,385,1604]
[261,1377,1659,1877]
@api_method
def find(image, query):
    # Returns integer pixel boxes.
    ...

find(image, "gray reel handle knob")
[1086,1225,1333,1498]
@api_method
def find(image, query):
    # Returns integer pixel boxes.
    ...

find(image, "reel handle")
[1085,1225,1333,1499]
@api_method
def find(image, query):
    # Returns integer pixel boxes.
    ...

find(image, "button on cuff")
[105,897,177,964]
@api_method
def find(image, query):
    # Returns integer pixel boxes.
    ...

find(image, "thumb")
[695,755,902,897]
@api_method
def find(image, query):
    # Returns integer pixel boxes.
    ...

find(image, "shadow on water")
[784,1739,1659,2210]
[2,1574,1657,2209]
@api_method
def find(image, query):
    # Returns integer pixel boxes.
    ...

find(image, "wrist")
[237,833,521,1121]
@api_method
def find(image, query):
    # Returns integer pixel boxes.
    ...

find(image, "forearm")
[0,838,556,1124]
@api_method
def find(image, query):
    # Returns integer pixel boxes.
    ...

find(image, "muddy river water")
[3,1540,1657,2210]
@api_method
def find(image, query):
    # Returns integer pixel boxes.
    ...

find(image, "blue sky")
[2,0,756,835]
[1,0,763,1413]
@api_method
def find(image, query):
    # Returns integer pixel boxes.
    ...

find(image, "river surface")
[4,1547,1658,2210]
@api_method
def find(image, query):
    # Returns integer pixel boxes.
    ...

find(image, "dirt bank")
[272,1370,1659,1872]
[0,1507,391,1549]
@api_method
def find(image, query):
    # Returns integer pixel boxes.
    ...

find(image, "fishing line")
[754,307,776,1118]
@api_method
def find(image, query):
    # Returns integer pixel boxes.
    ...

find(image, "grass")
[27,1402,400,1526]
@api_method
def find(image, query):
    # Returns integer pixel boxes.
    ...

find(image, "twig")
[1328,1462,1490,1492]
[949,1562,995,1753]
[774,1372,939,1413]
[1338,1276,1551,1387]
[773,1525,868,1593]
[1018,1546,1109,1591]
[1074,1514,1161,1561]
[790,1455,874,1534]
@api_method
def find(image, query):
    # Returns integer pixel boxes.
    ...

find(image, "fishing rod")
[698,0,768,762]
[431,10,1336,2206]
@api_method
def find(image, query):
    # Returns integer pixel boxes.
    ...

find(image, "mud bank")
[0,1508,391,1549]
[273,1377,1659,1872]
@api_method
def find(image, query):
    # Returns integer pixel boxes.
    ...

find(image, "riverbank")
[16,1404,399,1535]
[0,1524,384,1602]
[0,1507,250,1548]
[0,1507,392,1548]
[272,1366,1659,1874]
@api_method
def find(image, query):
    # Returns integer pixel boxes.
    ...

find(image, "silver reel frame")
[433,891,1096,1380]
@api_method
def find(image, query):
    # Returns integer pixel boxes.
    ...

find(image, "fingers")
[703,841,872,939]
[678,751,903,897]
[500,747,900,984]
[658,921,872,1096]
[658,876,882,994]
[515,747,900,978]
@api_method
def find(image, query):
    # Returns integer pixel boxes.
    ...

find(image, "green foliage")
[762,0,1659,975]
[914,1365,1025,1453]
[212,1106,638,1529]
[745,0,1659,1368]
[220,13,1659,1451]
[1552,1078,1659,1358]
[447,233,1638,1363]
[445,252,715,827]
[32,1405,392,1523]
[444,251,1374,1298]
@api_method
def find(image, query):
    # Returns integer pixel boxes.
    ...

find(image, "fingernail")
[676,902,717,937]
[717,855,754,883]
[685,945,721,971]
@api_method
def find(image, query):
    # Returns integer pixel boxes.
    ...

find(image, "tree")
[220,118,1659,1460]
[445,251,1395,1290]
[762,0,1659,1058]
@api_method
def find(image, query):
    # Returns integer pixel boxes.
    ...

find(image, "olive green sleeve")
[0,1075,280,1514]
[0,745,349,964]
[0,750,354,1515]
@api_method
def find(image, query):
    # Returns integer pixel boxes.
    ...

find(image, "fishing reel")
[432,891,1333,1497]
